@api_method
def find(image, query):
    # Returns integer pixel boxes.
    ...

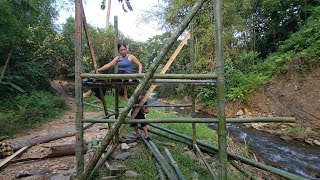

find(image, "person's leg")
[141,124,151,140]
[134,126,140,138]
[83,89,93,98]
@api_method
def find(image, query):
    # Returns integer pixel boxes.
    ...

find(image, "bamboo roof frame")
[74,0,305,180]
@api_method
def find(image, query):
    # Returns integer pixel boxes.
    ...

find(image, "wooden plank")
[119,32,191,138]
[0,146,28,169]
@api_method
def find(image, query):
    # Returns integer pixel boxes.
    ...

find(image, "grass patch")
[0,91,68,137]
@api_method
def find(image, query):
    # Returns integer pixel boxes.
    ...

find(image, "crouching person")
[131,91,151,141]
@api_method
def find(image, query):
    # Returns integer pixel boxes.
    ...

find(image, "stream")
[148,97,320,179]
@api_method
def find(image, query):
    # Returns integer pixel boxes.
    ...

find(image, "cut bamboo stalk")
[148,125,307,180]
[140,135,177,180]
[214,0,227,178]
[163,148,186,180]
[193,144,218,179]
[148,141,178,180]
[88,143,119,179]
[79,1,207,179]
[156,161,166,180]
[81,117,296,123]
[230,160,257,180]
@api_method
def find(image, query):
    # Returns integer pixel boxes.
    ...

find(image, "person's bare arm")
[130,55,142,74]
[97,56,118,72]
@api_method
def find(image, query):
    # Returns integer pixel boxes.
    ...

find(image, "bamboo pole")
[81,73,217,79]
[156,162,166,180]
[213,0,227,178]
[133,104,193,108]
[118,29,191,139]
[114,15,119,141]
[75,0,84,178]
[149,141,178,180]
[190,22,197,148]
[140,135,177,180]
[81,117,296,123]
[88,142,119,179]
[79,1,207,179]
[148,125,307,180]
[230,160,257,180]
[163,148,186,180]
[193,144,218,179]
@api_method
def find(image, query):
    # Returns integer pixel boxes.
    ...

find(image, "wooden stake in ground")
[118,32,191,138]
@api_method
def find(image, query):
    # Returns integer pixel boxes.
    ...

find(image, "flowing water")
[148,97,320,179]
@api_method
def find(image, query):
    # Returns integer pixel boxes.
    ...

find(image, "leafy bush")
[8,61,52,92]
[0,91,68,136]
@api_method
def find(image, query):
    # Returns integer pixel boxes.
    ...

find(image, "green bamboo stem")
[149,141,178,180]
[79,1,207,179]
[81,117,296,123]
[148,125,307,180]
[156,162,166,180]
[80,73,217,79]
[213,0,227,178]
[75,0,84,178]
[193,144,218,179]
[163,148,186,180]
[140,134,177,180]
[230,160,257,180]
[88,143,119,179]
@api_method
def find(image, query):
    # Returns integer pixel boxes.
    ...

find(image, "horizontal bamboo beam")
[81,117,296,124]
[80,73,217,79]
[133,104,193,108]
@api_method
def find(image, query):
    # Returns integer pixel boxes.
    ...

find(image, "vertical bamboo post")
[190,23,197,148]
[114,16,119,141]
[75,0,84,178]
[213,0,227,178]
[80,1,206,179]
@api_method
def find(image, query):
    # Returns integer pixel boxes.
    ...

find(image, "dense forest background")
[0,0,320,136]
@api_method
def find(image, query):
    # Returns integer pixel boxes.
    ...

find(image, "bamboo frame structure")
[74,0,304,179]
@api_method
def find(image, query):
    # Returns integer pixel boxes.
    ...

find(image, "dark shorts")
[131,123,147,128]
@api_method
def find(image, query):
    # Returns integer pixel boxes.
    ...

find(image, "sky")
[56,0,164,42]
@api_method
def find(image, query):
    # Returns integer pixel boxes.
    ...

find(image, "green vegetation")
[0,91,68,137]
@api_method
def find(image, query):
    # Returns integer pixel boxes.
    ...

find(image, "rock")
[114,152,132,160]
[184,150,197,161]
[100,176,117,180]
[313,140,320,146]
[63,168,76,176]
[251,123,263,130]
[120,143,130,150]
[128,142,138,148]
[236,109,244,116]
[50,174,72,180]
[280,136,293,141]
[124,170,139,178]
[108,164,128,176]
[305,138,314,146]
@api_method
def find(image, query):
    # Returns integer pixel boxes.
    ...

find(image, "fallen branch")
[10,123,93,151]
